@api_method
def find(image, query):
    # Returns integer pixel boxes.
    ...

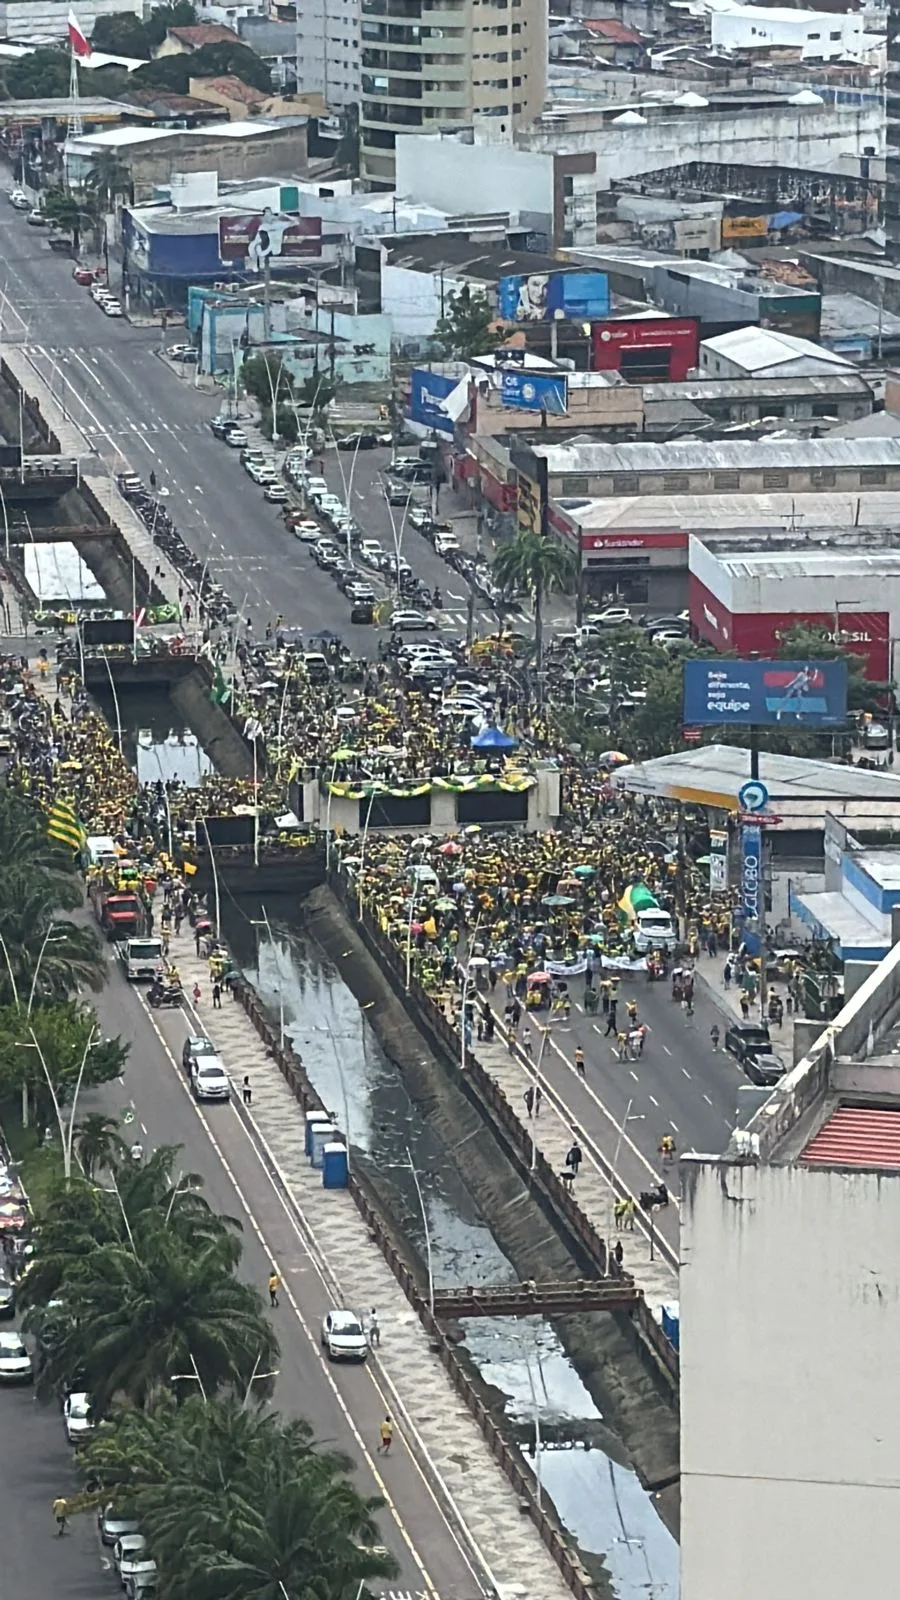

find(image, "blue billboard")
[409,369,456,435]
[741,823,762,957]
[499,369,568,414]
[683,659,848,728]
[497,270,610,323]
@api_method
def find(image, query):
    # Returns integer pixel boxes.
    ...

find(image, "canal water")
[94,690,212,786]
[223,901,679,1600]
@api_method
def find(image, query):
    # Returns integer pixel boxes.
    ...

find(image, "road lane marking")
[681,1068,691,1079]
[703,1094,713,1105]
[648,1095,659,1108]
[662,1045,672,1056]
[136,994,489,1599]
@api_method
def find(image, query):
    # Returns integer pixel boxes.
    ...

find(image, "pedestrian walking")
[604,1010,618,1036]
[710,1024,720,1051]
[723,961,733,990]
[242,1075,252,1106]
[740,992,750,1020]
[566,1140,582,1178]
[369,1308,381,1348]
[378,1416,393,1455]
[268,1269,281,1307]
[627,1027,642,1060]
[622,1197,635,1230]
[522,1026,533,1059]
[212,981,222,1009]
[524,1085,536,1117]
[613,1240,624,1268]
[53,1498,68,1535]
[614,1199,627,1231]
[192,982,201,1007]
[574,1045,585,1077]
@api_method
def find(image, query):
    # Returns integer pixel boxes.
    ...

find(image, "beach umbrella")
[471,725,518,750]
[573,865,595,877]
[542,894,576,907]
[439,840,463,855]
[597,750,630,767]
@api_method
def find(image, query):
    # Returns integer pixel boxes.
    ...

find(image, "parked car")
[123,1569,157,1600]
[103,299,124,318]
[225,429,248,448]
[63,1390,94,1443]
[99,1507,141,1547]
[587,605,633,629]
[384,480,415,506]
[314,543,341,570]
[0,1272,14,1318]
[169,347,198,364]
[359,540,384,566]
[321,1309,369,1362]
[724,1023,773,1068]
[390,457,432,483]
[25,208,46,226]
[292,520,322,542]
[209,416,236,439]
[264,484,289,503]
[8,189,29,210]
[115,1535,150,1587]
[743,1051,787,1087]
[72,266,95,286]
[0,1331,31,1383]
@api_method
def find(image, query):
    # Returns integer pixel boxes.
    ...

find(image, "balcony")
[362,46,423,69]
[362,0,423,16]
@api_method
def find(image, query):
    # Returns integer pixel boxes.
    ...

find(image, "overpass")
[432,1278,639,1318]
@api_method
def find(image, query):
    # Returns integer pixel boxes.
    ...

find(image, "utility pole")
[263,256,271,342]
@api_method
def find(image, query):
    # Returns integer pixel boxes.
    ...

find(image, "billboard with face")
[498,270,610,323]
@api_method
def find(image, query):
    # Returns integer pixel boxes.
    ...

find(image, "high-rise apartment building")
[359,0,546,188]
[887,0,900,256]
[295,0,361,107]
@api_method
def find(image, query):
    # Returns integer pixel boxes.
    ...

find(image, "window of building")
[860,468,887,486]
[562,475,590,495]
[810,468,836,487]
[762,470,789,489]
[612,473,637,493]
[811,402,835,417]
[829,29,841,39]
[713,471,739,490]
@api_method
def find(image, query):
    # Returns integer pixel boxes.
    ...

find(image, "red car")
[73,267,95,285]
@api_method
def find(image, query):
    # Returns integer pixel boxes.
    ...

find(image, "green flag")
[210,667,230,706]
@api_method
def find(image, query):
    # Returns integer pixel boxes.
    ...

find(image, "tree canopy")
[132,38,271,95]
[91,3,197,59]
[493,529,574,672]
[4,46,71,99]
[435,285,503,359]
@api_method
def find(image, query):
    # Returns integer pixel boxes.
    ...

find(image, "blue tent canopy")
[471,725,518,750]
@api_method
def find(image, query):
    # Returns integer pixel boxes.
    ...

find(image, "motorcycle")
[640,1183,669,1212]
[148,981,183,1009]
[432,587,442,610]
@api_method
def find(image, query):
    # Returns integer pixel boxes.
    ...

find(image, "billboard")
[218,210,322,267]
[683,659,849,728]
[498,270,609,323]
[709,828,729,893]
[591,316,699,382]
[409,369,457,435]
[499,369,568,414]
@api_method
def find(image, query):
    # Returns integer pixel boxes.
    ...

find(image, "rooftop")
[800,1106,900,1169]
[192,75,268,106]
[612,743,900,809]
[702,327,854,374]
[167,23,242,46]
[643,375,874,402]
[555,489,900,535]
[532,436,900,474]
[706,547,900,581]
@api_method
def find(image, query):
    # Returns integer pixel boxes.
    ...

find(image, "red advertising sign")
[218,211,322,264]
[591,316,699,382]
[581,530,688,551]
[688,575,890,681]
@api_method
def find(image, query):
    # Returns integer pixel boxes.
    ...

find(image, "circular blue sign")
[738,779,769,813]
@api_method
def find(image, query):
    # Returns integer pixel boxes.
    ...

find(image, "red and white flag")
[67,10,92,57]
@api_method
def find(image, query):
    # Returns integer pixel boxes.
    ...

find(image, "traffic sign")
[738,779,769,813]
[739,812,782,826]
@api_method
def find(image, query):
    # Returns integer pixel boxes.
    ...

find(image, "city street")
[0,212,537,652]
[2,949,495,1600]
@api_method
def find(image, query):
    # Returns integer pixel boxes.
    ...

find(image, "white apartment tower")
[295,0,361,106]
[359,0,546,187]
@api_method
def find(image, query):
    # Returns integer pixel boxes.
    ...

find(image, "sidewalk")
[693,949,794,1058]
[166,924,578,1600]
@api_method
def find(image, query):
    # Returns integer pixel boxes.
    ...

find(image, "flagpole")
[132,557,137,664]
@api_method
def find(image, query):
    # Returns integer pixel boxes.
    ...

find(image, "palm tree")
[493,529,574,676]
[0,880,106,1001]
[0,791,84,909]
[85,151,132,213]
[74,1114,125,1179]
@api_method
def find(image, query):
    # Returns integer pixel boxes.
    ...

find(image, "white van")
[633,908,677,954]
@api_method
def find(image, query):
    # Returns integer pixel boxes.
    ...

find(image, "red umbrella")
[439,841,463,855]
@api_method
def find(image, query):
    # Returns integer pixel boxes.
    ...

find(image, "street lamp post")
[16,1025,100,1180]
[458,913,483,1074]
[405,1143,434,1315]
[200,819,222,938]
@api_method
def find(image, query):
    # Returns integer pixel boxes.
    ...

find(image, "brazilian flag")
[48,798,86,853]
[210,667,230,707]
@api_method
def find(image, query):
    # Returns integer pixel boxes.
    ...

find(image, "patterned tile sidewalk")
[171,926,578,1600]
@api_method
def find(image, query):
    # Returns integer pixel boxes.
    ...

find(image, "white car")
[264,484,289,503]
[123,1563,157,1598]
[0,1331,31,1383]
[588,605,633,629]
[225,429,248,447]
[8,189,29,209]
[434,534,461,556]
[191,1058,230,1102]
[321,1309,369,1362]
[359,541,384,566]
[391,609,437,633]
[91,284,112,303]
[64,1390,94,1443]
[103,299,124,317]
[304,477,328,496]
[99,1506,141,1546]
[292,520,321,542]
[114,1534,148,1583]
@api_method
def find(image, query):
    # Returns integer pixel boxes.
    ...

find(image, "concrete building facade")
[294,0,361,106]
[888,0,900,259]
[359,0,547,189]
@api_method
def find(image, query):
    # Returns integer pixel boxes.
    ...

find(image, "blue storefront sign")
[499,369,568,414]
[741,823,763,956]
[683,659,848,728]
[409,369,456,434]
[497,270,610,323]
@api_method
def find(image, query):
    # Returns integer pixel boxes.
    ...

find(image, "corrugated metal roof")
[535,437,900,473]
[716,548,900,580]
[801,1106,900,1169]
[702,328,853,373]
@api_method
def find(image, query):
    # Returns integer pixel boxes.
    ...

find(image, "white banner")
[600,954,648,973]
[544,957,589,978]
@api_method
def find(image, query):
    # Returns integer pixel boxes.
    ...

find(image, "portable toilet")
[310,1121,336,1169]
[661,1302,680,1350]
[305,1110,331,1157]
[322,1141,349,1189]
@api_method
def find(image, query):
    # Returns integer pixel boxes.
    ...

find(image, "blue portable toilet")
[322,1141,349,1189]
[661,1302,680,1350]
